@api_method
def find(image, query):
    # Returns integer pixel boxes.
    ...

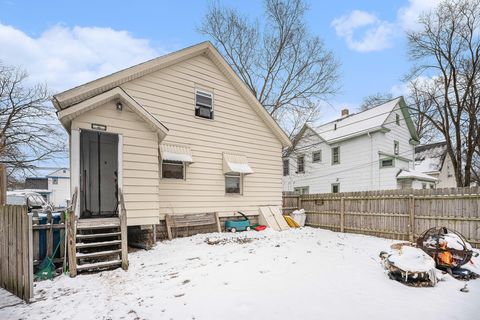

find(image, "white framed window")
[162,160,185,179]
[52,178,58,185]
[225,173,242,194]
[380,158,394,168]
[332,146,340,165]
[294,186,309,195]
[396,114,400,125]
[283,159,289,176]
[394,140,399,155]
[331,183,340,193]
[422,183,427,189]
[312,150,322,163]
[297,155,305,173]
[195,90,213,119]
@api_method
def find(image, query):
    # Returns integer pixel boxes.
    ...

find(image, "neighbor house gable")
[383,97,420,144]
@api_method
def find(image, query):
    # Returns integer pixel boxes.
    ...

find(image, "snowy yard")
[1,227,479,320]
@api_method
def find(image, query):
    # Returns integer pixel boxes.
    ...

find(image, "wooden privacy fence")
[0,205,33,301]
[283,187,480,248]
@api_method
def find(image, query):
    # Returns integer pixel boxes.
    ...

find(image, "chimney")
[341,108,349,117]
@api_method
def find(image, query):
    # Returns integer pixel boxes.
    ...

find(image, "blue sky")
[0,0,436,171]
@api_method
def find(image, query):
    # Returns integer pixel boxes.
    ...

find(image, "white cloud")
[398,0,438,31]
[332,0,439,52]
[0,23,164,92]
[331,10,396,52]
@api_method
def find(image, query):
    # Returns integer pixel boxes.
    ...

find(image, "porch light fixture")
[116,102,123,111]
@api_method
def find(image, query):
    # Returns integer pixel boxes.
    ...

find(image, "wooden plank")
[165,214,173,240]
[409,195,415,242]
[214,212,222,233]
[67,210,77,277]
[46,209,53,259]
[0,165,6,206]
[21,208,29,301]
[0,206,5,289]
[15,206,22,298]
[119,189,129,271]
[8,206,15,295]
[340,197,345,233]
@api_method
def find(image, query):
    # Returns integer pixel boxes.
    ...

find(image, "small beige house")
[53,42,291,227]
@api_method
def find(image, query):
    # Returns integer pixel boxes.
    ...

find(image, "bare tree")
[199,0,340,135]
[359,92,393,111]
[0,63,66,184]
[406,0,480,187]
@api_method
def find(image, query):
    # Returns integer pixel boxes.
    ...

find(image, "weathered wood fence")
[283,187,480,248]
[0,205,33,301]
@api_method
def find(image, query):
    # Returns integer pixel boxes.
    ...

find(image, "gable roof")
[57,87,169,139]
[47,168,70,178]
[414,141,447,173]
[52,41,291,147]
[308,97,419,144]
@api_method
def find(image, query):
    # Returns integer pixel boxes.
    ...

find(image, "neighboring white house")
[46,168,71,208]
[23,169,71,208]
[282,97,437,193]
[414,142,457,188]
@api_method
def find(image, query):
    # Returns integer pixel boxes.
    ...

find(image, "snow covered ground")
[1,227,479,320]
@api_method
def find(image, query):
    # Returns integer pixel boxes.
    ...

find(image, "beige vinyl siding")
[122,54,283,218]
[71,101,160,226]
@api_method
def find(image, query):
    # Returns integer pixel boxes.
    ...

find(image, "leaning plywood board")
[259,206,290,231]
[270,206,290,231]
[259,207,280,231]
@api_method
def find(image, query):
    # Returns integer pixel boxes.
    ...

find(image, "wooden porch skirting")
[128,214,260,244]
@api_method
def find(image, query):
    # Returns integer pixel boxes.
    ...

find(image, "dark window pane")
[313,151,321,162]
[283,159,289,176]
[162,160,184,179]
[297,156,305,173]
[225,174,241,194]
[196,93,212,107]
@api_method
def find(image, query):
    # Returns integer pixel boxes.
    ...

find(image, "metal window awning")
[223,153,254,174]
[159,143,193,163]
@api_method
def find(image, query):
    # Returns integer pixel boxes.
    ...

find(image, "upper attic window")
[195,90,213,119]
[396,114,400,125]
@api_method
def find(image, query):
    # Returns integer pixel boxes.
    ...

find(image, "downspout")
[368,132,373,190]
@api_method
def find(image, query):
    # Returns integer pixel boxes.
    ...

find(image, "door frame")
[71,128,123,218]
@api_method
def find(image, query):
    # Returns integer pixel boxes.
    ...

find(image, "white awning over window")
[159,143,193,163]
[223,153,254,174]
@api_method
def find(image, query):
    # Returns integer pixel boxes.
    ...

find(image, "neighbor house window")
[380,158,394,168]
[283,159,290,176]
[225,173,242,194]
[331,183,340,193]
[52,178,58,185]
[162,160,185,179]
[430,183,435,189]
[195,90,213,119]
[312,150,322,163]
[422,183,427,189]
[396,114,400,125]
[394,141,399,155]
[332,147,340,165]
[297,155,305,173]
[294,186,309,195]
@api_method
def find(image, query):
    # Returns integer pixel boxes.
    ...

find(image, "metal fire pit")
[417,227,473,270]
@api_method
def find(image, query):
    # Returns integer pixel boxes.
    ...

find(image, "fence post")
[27,212,33,301]
[0,164,6,205]
[408,195,415,242]
[67,211,77,277]
[340,197,345,233]
[297,194,302,210]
